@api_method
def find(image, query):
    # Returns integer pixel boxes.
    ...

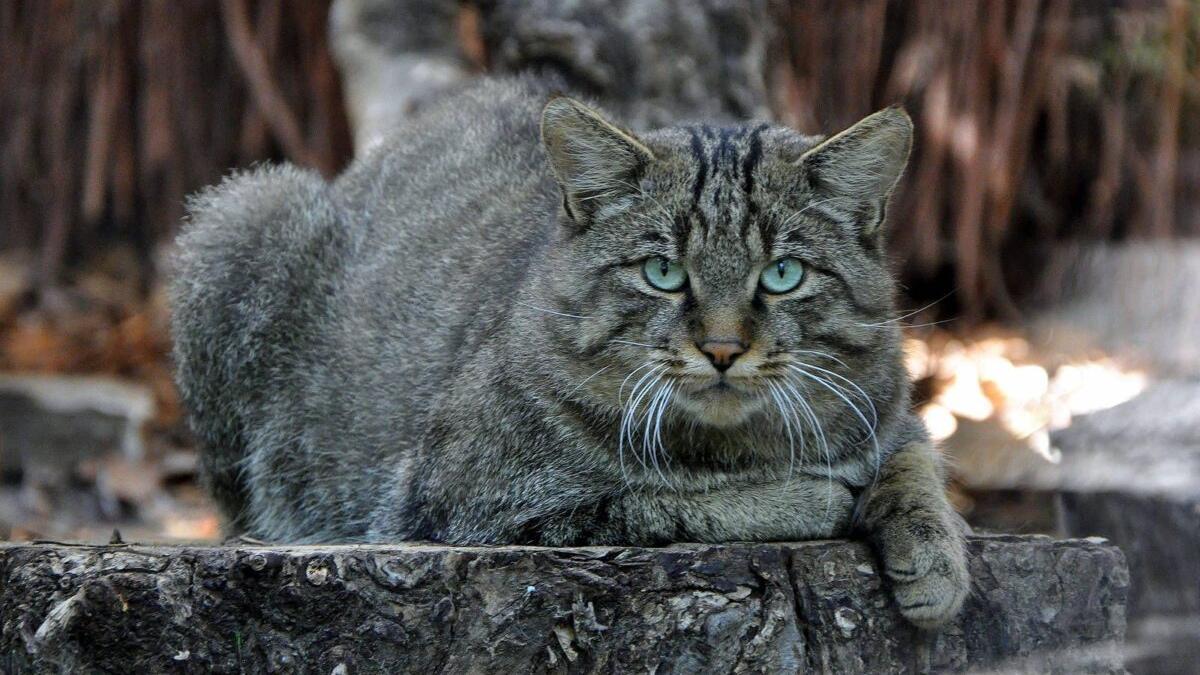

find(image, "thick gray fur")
[171,76,968,627]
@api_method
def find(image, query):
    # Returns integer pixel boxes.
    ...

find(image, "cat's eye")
[642,256,688,292]
[759,258,805,294]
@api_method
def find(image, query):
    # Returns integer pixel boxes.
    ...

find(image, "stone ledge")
[0,535,1127,673]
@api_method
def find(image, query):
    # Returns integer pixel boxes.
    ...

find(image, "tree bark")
[1,535,1127,673]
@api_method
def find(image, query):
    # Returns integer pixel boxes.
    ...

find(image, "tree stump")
[1,535,1126,673]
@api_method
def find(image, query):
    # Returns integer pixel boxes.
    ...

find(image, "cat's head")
[536,95,911,439]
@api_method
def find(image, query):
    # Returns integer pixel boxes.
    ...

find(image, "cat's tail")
[170,164,348,535]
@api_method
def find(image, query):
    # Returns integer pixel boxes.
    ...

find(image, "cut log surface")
[0,535,1126,673]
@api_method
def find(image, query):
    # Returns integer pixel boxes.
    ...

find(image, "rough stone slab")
[950,381,1200,500]
[990,240,1200,674]
[0,536,1126,673]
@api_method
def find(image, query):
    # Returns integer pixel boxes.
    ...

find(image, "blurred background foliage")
[1,0,1196,323]
[778,0,1199,319]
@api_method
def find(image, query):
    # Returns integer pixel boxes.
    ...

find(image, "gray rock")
[0,374,154,475]
[1032,241,1200,376]
[952,383,1200,674]
[1059,492,1199,675]
[0,536,1127,673]
[952,381,1200,500]
[329,0,775,152]
[478,0,774,129]
[329,0,472,151]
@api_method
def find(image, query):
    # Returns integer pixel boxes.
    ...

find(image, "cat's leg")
[605,475,856,544]
[369,455,855,546]
[857,440,969,628]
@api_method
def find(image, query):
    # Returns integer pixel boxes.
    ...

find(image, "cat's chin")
[674,386,763,428]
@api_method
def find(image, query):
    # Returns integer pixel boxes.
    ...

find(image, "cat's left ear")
[541,95,655,226]
[798,107,913,240]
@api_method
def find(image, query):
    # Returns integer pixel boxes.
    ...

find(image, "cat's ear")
[798,107,912,239]
[541,95,655,225]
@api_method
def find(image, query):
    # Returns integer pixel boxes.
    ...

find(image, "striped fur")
[171,76,967,628]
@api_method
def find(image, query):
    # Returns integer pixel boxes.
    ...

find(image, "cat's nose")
[699,339,747,372]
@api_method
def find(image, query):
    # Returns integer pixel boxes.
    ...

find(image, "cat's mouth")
[673,376,763,427]
[685,373,753,393]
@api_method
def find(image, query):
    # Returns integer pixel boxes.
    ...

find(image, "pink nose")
[699,340,747,372]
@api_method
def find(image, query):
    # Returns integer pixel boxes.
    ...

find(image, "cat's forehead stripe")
[687,128,707,206]
[741,124,769,198]
[681,123,772,251]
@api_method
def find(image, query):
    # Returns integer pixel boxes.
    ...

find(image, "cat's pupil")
[776,261,786,277]
[660,259,670,276]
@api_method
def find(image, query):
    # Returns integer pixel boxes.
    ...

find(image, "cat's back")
[172,76,563,539]
[329,76,562,354]
[328,75,563,396]
[336,75,558,253]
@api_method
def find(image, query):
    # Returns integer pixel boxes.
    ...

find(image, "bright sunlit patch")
[936,358,994,421]
[163,514,221,541]
[919,403,958,441]
[1049,360,1148,420]
[914,331,1147,456]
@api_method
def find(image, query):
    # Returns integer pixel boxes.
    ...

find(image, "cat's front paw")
[877,514,969,629]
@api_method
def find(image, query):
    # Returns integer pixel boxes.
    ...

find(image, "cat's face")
[540,97,910,435]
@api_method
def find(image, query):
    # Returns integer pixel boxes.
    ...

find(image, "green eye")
[642,256,687,292]
[759,258,805,294]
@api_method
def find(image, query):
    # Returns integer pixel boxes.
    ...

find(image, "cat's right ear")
[541,95,655,226]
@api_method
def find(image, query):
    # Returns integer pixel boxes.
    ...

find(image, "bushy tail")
[170,164,348,533]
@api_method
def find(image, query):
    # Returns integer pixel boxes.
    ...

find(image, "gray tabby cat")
[171,76,968,627]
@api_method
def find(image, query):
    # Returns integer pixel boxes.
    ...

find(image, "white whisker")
[620,364,668,479]
[766,381,797,480]
[855,292,954,328]
[857,318,956,330]
[561,365,611,400]
[618,362,658,404]
[786,365,880,465]
[790,358,878,428]
[617,363,662,483]
[653,381,675,481]
[641,378,674,489]
[787,348,851,370]
[779,377,835,519]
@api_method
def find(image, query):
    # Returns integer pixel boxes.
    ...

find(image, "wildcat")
[171,76,968,628]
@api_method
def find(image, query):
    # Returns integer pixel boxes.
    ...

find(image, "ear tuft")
[799,107,913,238]
[541,96,654,225]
